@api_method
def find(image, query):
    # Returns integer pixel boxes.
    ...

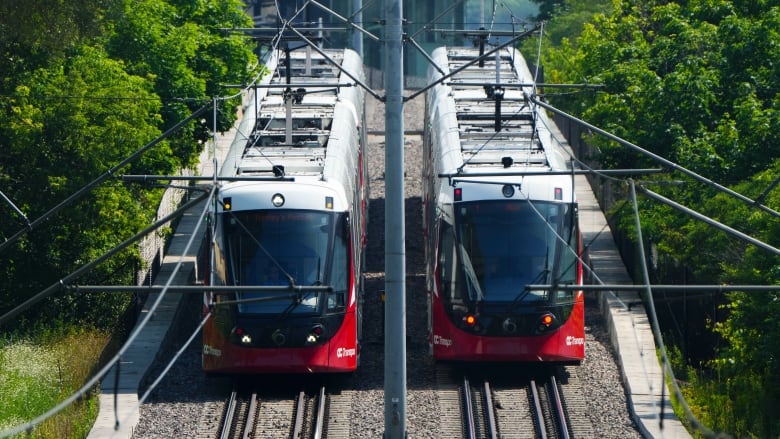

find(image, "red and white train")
[202,46,367,374]
[423,46,585,363]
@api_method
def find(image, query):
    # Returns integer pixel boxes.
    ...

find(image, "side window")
[438,221,457,301]
[328,215,349,311]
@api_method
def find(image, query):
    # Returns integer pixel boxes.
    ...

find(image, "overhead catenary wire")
[0,102,212,254]
[0,191,210,328]
[2,3,769,437]
[629,180,724,439]
[529,94,780,219]
[511,41,742,435]
[637,184,780,256]
[130,312,213,426]
[2,4,360,432]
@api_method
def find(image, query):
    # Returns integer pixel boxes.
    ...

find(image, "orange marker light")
[541,314,553,326]
[464,314,477,326]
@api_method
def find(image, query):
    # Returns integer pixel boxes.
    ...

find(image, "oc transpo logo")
[433,334,453,347]
[203,344,222,357]
[336,346,356,358]
[566,336,585,346]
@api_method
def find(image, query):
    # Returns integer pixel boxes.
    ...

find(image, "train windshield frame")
[219,209,349,315]
[440,199,578,305]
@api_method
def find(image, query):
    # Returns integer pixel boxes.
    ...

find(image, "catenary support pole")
[352,0,363,58]
[384,0,406,436]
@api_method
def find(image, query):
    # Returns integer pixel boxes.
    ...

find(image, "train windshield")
[447,200,577,304]
[220,210,348,314]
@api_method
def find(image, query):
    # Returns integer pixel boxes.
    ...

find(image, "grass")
[0,328,110,438]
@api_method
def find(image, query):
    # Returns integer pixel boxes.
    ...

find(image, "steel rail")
[529,380,547,439]
[462,377,478,439]
[292,391,307,439]
[313,386,327,439]
[220,390,239,439]
[548,376,570,439]
[483,381,498,439]
[243,393,259,439]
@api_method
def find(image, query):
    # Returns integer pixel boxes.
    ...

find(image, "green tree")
[0,0,115,79]
[0,45,163,324]
[0,0,258,327]
[540,1,780,435]
[106,0,257,168]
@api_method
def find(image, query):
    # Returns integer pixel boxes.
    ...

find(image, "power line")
[0,102,212,254]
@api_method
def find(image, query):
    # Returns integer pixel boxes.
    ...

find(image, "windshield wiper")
[313,257,322,286]
[274,283,330,322]
[509,268,550,311]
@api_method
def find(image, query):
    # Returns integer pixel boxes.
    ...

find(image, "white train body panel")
[426,46,574,206]
[219,48,365,214]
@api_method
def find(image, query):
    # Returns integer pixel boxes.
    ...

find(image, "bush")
[0,327,109,437]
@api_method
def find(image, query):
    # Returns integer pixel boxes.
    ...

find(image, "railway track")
[528,375,569,438]
[462,377,499,438]
[437,365,594,438]
[209,383,352,439]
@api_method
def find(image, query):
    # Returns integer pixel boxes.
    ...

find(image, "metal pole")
[384,0,406,436]
[352,0,363,58]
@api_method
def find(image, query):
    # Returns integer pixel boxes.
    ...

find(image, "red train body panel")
[202,307,359,374]
[429,293,585,363]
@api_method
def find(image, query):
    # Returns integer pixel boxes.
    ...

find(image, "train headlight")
[271,193,285,207]
[232,326,253,345]
[306,324,325,344]
[536,313,556,332]
[223,197,232,211]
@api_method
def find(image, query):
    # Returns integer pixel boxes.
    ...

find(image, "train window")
[452,200,577,304]
[327,213,349,311]
[219,209,349,315]
[437,221,459,303]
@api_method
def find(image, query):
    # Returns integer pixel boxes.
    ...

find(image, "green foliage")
[543,0,780,280]
[0,0,117,77]
[0,45,163,323]
[520,0,614,67]
[540,1,780,435]
[106,0,257,167]
[0,0,258,328]
[545,0,780,182]
[684,335,780,437]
